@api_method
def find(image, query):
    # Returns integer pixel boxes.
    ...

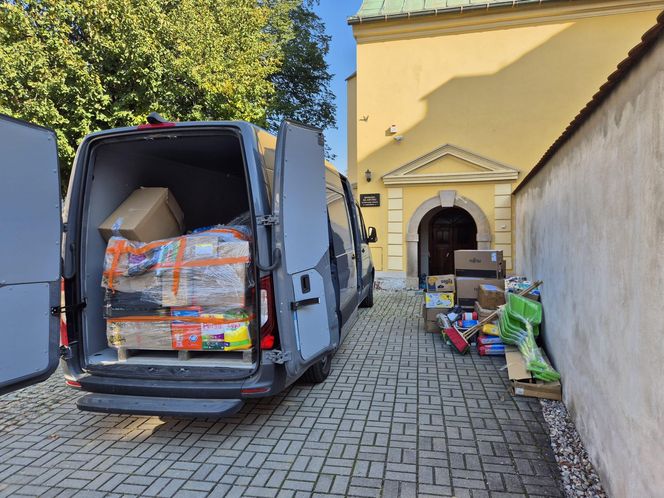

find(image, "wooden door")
[428,207,477,275]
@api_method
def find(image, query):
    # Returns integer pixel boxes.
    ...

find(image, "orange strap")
[107,314,254,325]
[105,228,249,258]
[171,238,187,295]
[107,239,126,292]
[103,256,250,279]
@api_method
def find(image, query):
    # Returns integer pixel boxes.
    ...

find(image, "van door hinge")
[262,350,291,364]
[51,301,86,316]
[256,215,279,226]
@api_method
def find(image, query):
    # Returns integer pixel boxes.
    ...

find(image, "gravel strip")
[541,399,607,498]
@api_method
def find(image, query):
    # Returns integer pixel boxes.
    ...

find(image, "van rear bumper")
[78,393,244,417]
[76,362,285,401]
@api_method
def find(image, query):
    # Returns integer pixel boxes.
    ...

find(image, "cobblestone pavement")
[0,291,562,497]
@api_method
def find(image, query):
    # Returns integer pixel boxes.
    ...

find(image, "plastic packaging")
[102,225,252,310]
[106,308,252,351]
[102,224,254,352]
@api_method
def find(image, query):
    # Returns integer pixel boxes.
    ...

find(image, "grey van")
[0,114,376,417]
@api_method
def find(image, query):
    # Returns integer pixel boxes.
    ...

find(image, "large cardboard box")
[456,277,504,308]
[424,292,454,309]
[426,275,455,293]
[478,284,506,310]
[454,250,504,278]
[99,187,185,242]
[505,348,562,401]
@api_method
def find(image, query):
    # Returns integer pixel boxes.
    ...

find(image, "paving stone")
[0,291,561,497]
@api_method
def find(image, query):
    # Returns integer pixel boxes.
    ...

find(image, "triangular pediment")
[382,144,519,185]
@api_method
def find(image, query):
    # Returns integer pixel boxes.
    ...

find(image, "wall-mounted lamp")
[365,169,372,182]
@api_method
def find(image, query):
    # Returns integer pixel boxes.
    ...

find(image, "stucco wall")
[514,35,664,498]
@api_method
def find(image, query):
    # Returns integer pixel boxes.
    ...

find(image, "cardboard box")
[478,284,506,310]
[505,348,562,401]
[424,292,455,309]
[99,187,185,242]
[422,305,444,333]
[456,277,504,308]
[426,275,455,293]
[454,250,504,278]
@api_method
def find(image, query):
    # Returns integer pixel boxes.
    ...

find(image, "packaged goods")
[426,275,455,293]
[479,344,506,356]
[505,276,541,301]
[99,187,185,242]
[106,308,252,351]
[482,323,500,336]
[424,292,454,309]
[477,334,503,345]
[102,224,253,352]
[102,226,251,310]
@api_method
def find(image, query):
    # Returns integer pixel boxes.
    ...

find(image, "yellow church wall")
[349,3,661,279]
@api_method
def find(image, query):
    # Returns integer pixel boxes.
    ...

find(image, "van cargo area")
[78,129,258,379]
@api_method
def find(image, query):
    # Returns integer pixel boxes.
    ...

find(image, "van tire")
[300,354,332,384]
[360,280,374,308]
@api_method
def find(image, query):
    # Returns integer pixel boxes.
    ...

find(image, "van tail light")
[65,380,81,388]
[260,276,276,350]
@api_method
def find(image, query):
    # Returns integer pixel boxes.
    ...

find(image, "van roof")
[84,120,343,177]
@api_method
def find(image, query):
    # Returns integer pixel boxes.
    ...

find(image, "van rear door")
[0,115,62,395]
[271,121,338,381]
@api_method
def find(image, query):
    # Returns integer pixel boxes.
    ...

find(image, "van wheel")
[360,280,374,308]
[300,354,332,384]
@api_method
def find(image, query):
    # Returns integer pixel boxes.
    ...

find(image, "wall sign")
[360,193,380,207]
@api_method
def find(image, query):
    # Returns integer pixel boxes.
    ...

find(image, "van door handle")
[291,298,320,310]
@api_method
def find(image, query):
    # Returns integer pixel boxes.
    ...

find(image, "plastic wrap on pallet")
[102,225,252,311]
[106,308,252,351]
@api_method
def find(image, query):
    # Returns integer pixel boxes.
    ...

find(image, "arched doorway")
[406,191,491,287]
[421,207,477,275]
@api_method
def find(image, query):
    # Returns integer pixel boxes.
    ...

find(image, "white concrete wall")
[515,36,664,498]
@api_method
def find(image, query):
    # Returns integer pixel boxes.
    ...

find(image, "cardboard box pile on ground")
[100,189,252,353]
[454,250,505,309]
[98,187,185,243]
[422,275,456,333]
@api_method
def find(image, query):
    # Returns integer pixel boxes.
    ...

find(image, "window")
[355,203,368,242]
[327,189,353,256]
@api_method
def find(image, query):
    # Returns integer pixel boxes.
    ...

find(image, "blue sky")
[314,0,363,173]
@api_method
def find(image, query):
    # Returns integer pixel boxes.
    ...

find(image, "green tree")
[267,0,337,156]
[0,0,335,183]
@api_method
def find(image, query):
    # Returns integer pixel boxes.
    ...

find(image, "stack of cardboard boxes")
[455,250,505,309]
[422,275,455,332]
[99,187,253,357]
[422,250,505,333]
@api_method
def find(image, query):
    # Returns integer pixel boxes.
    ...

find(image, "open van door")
[270,121,338,381]
[0,115,62,395]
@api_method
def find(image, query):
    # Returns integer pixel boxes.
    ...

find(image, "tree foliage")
[0,0,336,182]
[267,0,336,154]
